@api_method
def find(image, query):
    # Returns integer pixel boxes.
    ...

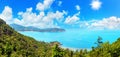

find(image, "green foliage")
[52,44,64,57]
[95,36,103,48]
[0,18,52,57]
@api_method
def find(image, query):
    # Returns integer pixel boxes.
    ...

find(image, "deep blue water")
[19,29,120,49]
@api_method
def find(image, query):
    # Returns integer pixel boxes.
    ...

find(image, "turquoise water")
[19,29,120,49]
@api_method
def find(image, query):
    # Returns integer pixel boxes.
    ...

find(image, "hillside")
[0,19,52,57]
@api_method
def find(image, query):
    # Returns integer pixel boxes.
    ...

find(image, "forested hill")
[0,18,53,57]
[1,18,120,57]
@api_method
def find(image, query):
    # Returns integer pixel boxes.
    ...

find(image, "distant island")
[10,24,65,32]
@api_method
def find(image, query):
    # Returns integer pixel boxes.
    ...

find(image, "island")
[10,24,65,32]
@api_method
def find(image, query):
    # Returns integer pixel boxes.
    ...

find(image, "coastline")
[61,46,92,51]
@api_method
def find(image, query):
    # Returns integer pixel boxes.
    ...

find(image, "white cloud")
[0,0,66,29]
[1,6,120,30]
[58,1,62,6]
[90,0,102,10]
[79,16,120,30]
[0,6,13,24]
[36,0,54,11]
[65,16,79,24]
[64,12,80,24]
[14,7,66,28]
[75,5,80,11]
[89,16,120,30]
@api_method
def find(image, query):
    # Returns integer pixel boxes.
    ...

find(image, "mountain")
[10,24,40,31]
[0,19,53,57]
[10,24,65,32]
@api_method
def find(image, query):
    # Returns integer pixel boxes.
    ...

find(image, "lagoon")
[19,29,120,50]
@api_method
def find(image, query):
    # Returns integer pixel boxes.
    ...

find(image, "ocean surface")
[19,29,120,50]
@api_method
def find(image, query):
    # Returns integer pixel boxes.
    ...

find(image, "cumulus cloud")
[14,7,66,28]
[2,1,119,30]
[0,0,67,29]
[75,5,80,11]
[79,16,120,30]
[12,0,67,28]
[64,12,80,24]
[36,0,54,11]
[90,0,102,10]
[89,16,120,30]
[0,6,13,24]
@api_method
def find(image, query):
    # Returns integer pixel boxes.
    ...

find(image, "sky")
[0,0,120,30]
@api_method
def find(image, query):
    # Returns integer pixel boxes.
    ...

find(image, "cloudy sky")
[0,0,120,29]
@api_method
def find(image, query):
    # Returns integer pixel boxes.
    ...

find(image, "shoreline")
[61,46,92,51]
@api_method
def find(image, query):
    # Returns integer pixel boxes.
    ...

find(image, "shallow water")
[19,29,120,49]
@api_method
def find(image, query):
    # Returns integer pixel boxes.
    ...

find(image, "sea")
[19,29,120,50]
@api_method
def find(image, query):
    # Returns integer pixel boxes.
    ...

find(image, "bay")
[19,29,120,50]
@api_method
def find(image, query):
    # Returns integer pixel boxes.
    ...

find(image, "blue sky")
[0,0,120,29]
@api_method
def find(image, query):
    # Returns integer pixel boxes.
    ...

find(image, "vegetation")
[1,18,120,57]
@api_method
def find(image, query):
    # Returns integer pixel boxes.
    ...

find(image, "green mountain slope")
[0,19,52,57]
